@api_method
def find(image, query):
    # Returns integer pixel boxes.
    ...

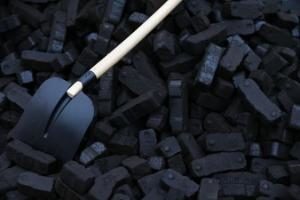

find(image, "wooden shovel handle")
[67,0,183,98]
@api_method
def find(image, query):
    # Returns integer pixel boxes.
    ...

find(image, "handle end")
[67,81,83,98]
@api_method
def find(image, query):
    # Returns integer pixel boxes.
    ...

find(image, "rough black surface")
[0,0,300,199]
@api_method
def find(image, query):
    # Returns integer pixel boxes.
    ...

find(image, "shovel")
[10,0,183,162]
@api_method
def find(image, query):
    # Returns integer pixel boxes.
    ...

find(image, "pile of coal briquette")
[1,0,300,199]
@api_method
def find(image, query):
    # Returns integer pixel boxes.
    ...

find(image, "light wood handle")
[67,0,183,98]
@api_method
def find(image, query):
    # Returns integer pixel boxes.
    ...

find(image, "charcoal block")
[266,165,289,184]
[177,133,204,161]
[203,112,233,133]
[114,184,136,200]
[276,12,299,29]
[17,71,34,85]
[165,189,184,200]
[57,44,78,70]
[128,12,148,28]
[103,0,127,25]
[0,15,21,33]
[72,47,99,76]
[224,20,255,36]
[0,110,20,128]
[113,19,132,41]
[292,25,300,37]
[160,53,197,75]
[18,29,44,51]
[247,143,263,157]
[198,178,219,200]
[220,36,249,76]
[5,24,31,45]
[55,178,83,200]
[6,190,29,200]
[262,0,282,14]
[262,142,289,160]
[87,167,130,200]
[93,155,127,174]
[235,76,282,122]
[0,166,25,194]
[168,74,188,133]
[146,107,168,131]
[204,133,246,152]
[35,72,51,86]
[9,0,45,28]
[213,78,235,99]
[60,161,95,194]
[193,92,228,111]
[21,50,58,72]
[109,91,165,127]
[173,11,195,31]
[287,161,300,184]
[17,172,55,199]
[137,170,166,194]
[167,154,186,175]
[19,0,57,3]
[173,10,193,30]
[181,23,227,55]
[153,30,179,61]
[191,152,247,177]
[290,142,300,160]
[93,121,116,142]
[139,129,157,158]
[226,0,263,19]
[280,47,297,63]
[132,51,165,85]
[1,53,22,75]
[0,153,11,173]
[109,128,137,155]
[142,188,166,200]
[148,156,165,171]
[214,172,263,197]
[255,44,270,58]
[5,140,57,175]
[188,118,203,137]
[256,197,272,200]
[47,11,67,53]
[161,169,199,197]
[289,184,300,200]
[97,68,115,117]
[262,49,288,76]
[79,142,107,166]
[184,0,211,16]
[289,105,300,130]
[243,50,262,72]
[250,158,284,174]
[276,75,300,105]
[258,180,291,199]
[4,82,31,109]
[194,43,224,87]
[157,137,182,158]
[191,13,210,32]
[86,33,103,46]
[0,77,15,90]
[119,66,162,95]
[249,70,274,95]
[0,92,7,112]
[258,23,297,47]
[122,156,151,179]
[145,0,165,15]
[61,0,80,27]
[111,193,130,200]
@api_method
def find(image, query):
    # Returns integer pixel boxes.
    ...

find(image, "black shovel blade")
[10,77,95,162]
